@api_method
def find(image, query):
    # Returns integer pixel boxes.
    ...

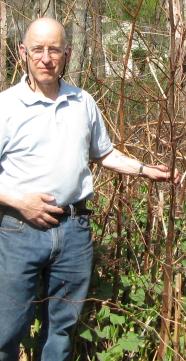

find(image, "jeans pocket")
[0,215,24,232]
[75,215,90,229]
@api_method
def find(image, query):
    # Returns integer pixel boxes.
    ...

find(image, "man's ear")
[64,45,72,64]
[19,43,27,62]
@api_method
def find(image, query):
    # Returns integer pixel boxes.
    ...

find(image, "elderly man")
[0,17,179,361]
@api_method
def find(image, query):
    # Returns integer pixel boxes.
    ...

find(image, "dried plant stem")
[143,181,153,273]
[157,0,180,359]
[112,0,144,303]
[0,1,7,90]
[173,273,182,361]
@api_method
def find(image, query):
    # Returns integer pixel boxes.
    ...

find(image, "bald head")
[23,17,66,48]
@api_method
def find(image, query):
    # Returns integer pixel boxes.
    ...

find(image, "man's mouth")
[39,68,55,71]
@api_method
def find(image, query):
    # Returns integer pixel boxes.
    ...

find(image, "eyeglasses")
[26,46,65,60]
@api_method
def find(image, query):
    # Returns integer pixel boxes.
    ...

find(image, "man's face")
[20,21,68,88]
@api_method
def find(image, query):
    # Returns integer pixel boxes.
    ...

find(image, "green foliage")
[105,0,160,24]
[96,331,144,360]
[80,302,145,360]
[74,187,186,361]
[132,47,147,63]
[21,317,41,358]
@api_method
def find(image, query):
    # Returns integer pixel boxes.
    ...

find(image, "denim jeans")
[0,213,93,361]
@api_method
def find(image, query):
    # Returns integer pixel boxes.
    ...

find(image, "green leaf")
[80,328,93,342]
[154,281,163,295]
[103,234,113,243]
[96,351,107,361]
[137,274,150,288]
[97,345,123,361]
[99,195,108,207]
[110,313,125,325]
[181,259,186,267]
[118,332,143,352]
[95,328,106,339]
[130,287,145,306]
[33,318,41,333]
[96,306,110,321]
[179,335,185,353]
[98,229,103,236]
[180,241,186,252]
[96,325,115,340]
[120,275,131,287]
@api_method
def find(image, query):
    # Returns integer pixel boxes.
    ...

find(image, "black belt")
[0,200,92,223]
[59,201,92,217]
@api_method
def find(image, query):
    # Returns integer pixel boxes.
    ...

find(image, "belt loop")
[0,210,3,226]
[69,204,76,219]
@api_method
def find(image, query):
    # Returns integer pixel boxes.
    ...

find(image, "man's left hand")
[143,164,180,184]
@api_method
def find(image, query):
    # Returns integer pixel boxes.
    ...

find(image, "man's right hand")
[15,193,64,228]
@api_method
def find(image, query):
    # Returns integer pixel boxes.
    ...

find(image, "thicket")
[0,0,185,360]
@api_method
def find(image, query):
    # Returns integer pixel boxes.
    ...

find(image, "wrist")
[138,163,144,176]
[0,193,21,210]
[138,163,149,178]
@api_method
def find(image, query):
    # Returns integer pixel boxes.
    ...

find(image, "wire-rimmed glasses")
[26,46,65,60]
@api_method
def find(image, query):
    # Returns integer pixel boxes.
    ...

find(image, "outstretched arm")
[97,148,180,184]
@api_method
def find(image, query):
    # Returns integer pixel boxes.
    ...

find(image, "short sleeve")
[0,106,10,159]
[89,100,113,160]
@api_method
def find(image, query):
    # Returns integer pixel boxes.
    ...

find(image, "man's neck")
[28,79,60,101]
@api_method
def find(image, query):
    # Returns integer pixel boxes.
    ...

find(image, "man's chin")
[36,75,59,85]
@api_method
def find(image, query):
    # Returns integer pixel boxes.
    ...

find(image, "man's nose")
[41,49,51,62]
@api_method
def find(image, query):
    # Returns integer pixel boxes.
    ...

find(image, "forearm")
[0,192,20,209]
[99,149,144,176]
[97,148,180,182]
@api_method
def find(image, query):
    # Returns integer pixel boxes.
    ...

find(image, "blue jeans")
[0,213,93,361]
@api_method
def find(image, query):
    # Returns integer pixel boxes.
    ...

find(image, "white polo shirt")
[0,75,113,205]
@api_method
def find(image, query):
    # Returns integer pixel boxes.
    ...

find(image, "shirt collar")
[18,74,77,105]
